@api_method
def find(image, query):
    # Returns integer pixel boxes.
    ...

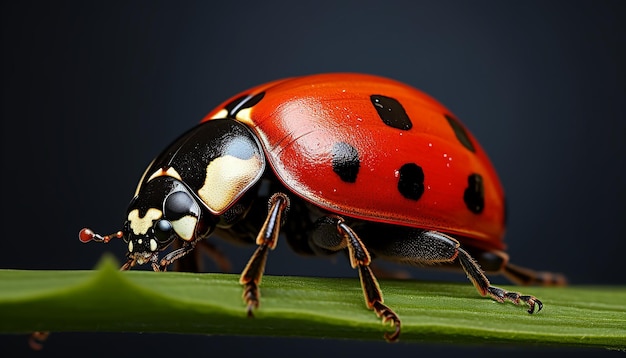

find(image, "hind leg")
[309,216,401,342]
[459,246,567,287]
[502,261,567,286]
[362,227,544,313]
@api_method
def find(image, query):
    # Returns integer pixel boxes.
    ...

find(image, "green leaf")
[0,255,624,349]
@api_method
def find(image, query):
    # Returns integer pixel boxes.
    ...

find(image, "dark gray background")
[2,1,624,356]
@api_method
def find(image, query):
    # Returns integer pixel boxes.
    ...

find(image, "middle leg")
[309,216,401,342]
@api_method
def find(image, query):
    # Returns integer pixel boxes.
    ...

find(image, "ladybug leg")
[155,241,198,271]
[174,240,233,273]
[28,331,49,351]
[363,229,543,314]
[120,257,136,271]
[197,240,232,272]
[456,247,543,313]
[239,193,290,317]
[502,262,567,286]
[311,216,401,342]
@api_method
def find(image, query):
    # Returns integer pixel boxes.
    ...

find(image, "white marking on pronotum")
[171,215,198,241]
[147,167,182,182]
[198,155,263,214]
[209,108,228,120]
[235,107,254,127]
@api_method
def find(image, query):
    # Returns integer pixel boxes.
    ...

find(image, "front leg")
[239,193,290,316]
[120,257,136,271]
[156,241,197,271]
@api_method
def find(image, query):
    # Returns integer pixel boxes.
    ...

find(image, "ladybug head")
[79,118,266,269]
[79,176,215,269]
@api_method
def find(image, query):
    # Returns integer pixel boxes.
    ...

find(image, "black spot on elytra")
[332,142,360,183]
[224,92,266,117]
[370,95,412,130]
[444,114,475,152]
[464,173,484,214]
[397,163,424,200]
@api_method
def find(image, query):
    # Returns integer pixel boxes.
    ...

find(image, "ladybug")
[80,73,565,341]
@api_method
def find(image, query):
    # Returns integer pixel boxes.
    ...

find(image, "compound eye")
[153,219,174,243]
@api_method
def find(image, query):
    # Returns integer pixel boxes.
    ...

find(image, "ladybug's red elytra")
[80,73,565,341]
